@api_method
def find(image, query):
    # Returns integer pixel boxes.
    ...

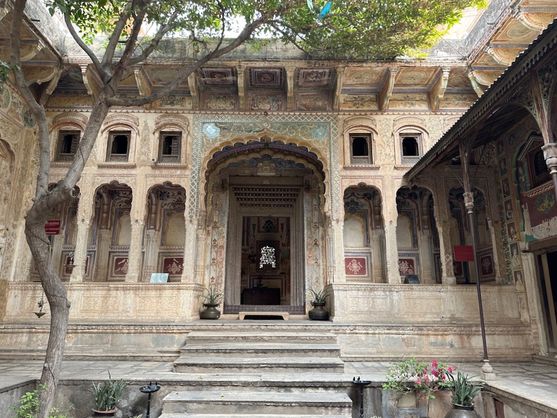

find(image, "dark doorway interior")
[240,216,291,306]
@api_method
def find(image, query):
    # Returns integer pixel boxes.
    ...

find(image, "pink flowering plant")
[383,358,455,399]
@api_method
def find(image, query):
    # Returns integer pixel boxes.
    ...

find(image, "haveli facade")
[0,0,556,362]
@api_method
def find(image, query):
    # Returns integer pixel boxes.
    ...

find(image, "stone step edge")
[186,331,337,338]
[182,343,339,350]
[174,357,344,365]
[164,390,351,404]
[159,414,350,418]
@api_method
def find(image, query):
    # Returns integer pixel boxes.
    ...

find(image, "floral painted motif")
[344,257,367,276]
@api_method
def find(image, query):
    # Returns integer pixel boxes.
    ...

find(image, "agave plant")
[448,372,483,407]
[92,372,127,412]
[308,287,328,305]
[203,285,223,305]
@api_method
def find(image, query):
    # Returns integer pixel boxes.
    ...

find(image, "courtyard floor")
[1,359,556,413]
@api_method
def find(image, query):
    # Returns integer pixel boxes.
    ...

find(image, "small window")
[107,131,130,162]
[400,134,421,164]
[56,130,80,161]
[158,131,182,163]
[402,136,419,157]
[350,134,372,165]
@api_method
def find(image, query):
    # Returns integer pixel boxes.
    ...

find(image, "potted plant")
[444,372,483,418]
[200,285,222,319]
[308,287,329,320]
[383,359,454,409]
[91,372,127,416]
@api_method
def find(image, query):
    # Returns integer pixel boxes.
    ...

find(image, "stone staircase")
[159,326,352,417]
[173,330,344,374]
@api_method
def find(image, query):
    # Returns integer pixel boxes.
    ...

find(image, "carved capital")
[463,191,474,213]
[542,143,557,175]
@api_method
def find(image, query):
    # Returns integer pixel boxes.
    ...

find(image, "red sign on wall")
[44,219,61,236]
[454,245,474,262]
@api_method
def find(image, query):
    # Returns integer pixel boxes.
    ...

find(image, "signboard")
[454,245,474,262]
[44,219,61,236]
[150,273,169,284]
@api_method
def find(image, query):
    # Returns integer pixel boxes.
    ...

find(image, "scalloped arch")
[101,114,140,135]
[50,112,88,133]
[153,114,190,135]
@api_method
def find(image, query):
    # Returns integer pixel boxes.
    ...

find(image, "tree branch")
[112,5,147,78]
[101,0,135,68]
[128,9,180,66]
[64,13,105,80]
[107,15,268,107]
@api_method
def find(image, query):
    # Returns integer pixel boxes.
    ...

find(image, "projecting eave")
[405,17,557,184]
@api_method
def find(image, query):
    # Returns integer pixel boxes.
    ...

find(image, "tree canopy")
[48,0,487,60]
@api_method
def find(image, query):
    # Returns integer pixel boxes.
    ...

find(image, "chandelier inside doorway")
[259,245,276,269]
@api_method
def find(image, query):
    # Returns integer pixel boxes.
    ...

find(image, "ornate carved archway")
[203,140,327,314]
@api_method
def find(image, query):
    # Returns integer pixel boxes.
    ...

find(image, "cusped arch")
[153,114,189,136]
[49,112,88,133]
[101,114,140,136]
[199,135,330,213]
[343,116,378,134]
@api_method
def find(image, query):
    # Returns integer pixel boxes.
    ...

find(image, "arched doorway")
[204,140,326,314]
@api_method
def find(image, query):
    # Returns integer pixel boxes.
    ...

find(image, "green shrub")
[12,385,69,418]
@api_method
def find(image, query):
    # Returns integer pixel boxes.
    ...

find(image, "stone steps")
[184,330,338,344]
[181,342,340,357]
[174,330,343,374]
[174,355,345,373]
[160,414,350,418]
[161,390,352,416]
[165,328,351,416]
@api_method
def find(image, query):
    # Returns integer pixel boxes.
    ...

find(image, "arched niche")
[91,182,133,281]
[343,184,385,282]
[143,183,186,282]
[396,186,440,283]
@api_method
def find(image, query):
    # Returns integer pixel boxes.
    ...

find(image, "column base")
[442,276,457,285]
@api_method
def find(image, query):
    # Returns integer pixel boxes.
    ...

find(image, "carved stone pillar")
[96,229,111,281]
[542,142,557,201]
[331,215,346,284]
[126,219,145,282]
[181,217,198,284]
[371,229,384,282]
[142,229,160,281]
[70,183,95,282]
[417,229,434,283]
[432,187,456,284]
[69,220,90,282]
[126,182,147,282]
[384,213,400,284]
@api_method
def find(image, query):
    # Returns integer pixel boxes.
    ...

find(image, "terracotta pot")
[200,303,221,319]
[92,408,117,416]
[308,302,329,320]
[444,404,479,418]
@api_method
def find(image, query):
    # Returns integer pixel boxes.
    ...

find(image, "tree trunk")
[25,198,71,418]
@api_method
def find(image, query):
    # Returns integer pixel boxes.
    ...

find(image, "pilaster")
[371,230,384,282]
[381,184,400,284]
[70,182,95,282]
[69,220,90,282]
[417,230,434,283]
[181,217,198,284]
[432,187,456,285]
[125,219,145,282]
